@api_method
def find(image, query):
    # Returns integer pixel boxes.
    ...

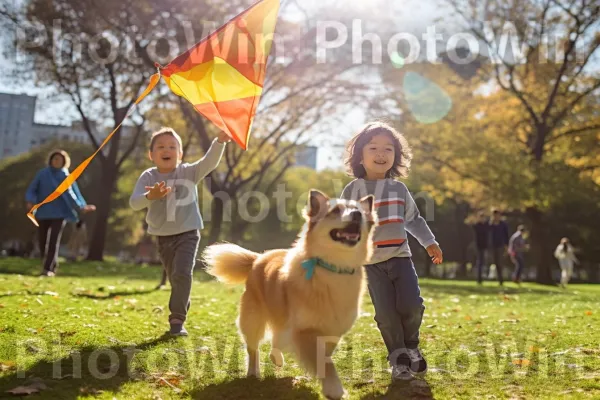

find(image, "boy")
[130,127,229,336]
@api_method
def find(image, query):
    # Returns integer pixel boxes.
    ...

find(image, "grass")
[0,257,599,399]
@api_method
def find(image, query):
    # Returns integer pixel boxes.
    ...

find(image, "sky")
[0,0,450,170]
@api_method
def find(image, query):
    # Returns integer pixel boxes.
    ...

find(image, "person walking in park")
[508,225,528,283]
[25,150,95,276]
[473,211,490,284]
[489,209,509,285]
[67,220,88,261]
[554,237,578,288]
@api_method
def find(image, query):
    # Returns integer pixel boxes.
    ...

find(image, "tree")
[440,0,600,283]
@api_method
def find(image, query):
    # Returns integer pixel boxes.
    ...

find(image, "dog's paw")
[269,349,285,367]
[322,378,346,400]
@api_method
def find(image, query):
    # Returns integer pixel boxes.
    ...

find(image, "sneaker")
[169,323,188,337]
[407,348,428,377]
[391,363,412,381]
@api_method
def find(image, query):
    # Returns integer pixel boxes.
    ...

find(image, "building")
[294,146,318,169]
[0,92,135,160]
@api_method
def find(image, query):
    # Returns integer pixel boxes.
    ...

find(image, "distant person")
[472,211,490,284]
[489,209,509,285]
[25,150,95,276]
[508,225,528,283]
[554,237,578,288]
[67,220,88,261]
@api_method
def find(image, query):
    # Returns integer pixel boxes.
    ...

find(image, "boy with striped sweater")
[341,122,443,381]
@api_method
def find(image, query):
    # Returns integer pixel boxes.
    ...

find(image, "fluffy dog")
[202,189,376,399]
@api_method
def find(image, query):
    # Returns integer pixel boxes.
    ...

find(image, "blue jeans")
[365,257,424,365]
[512,253,525,281]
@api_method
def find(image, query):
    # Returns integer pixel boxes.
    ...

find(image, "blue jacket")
[25,167,87,222]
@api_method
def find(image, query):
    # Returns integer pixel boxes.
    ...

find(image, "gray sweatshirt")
[341,178,438,264]
[130,138,226,236]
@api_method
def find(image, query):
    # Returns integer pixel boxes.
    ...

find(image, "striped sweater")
[340,178,437,264]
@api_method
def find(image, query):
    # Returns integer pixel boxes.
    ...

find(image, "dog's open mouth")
[330,222,361,246]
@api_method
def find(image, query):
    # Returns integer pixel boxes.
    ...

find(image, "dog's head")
[301,189,377,266]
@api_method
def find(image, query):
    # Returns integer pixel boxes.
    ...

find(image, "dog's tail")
[202,243,258,284]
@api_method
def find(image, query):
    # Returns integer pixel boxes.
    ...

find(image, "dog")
[202,189,377,399]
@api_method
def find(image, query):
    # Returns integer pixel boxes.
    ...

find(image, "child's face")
[149,135,182,172]
[50,154,65,169]
[361,134,395,179]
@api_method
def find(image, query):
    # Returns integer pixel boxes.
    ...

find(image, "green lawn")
[0,257,599,399]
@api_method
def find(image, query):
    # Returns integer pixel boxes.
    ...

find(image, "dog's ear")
[307,189,329,218]
[359,195,374,214]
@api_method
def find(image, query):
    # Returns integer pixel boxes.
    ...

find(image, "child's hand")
[82,205,96,213]
[145,181,172,200]
[426,244,443,264]
[217,132,231,143]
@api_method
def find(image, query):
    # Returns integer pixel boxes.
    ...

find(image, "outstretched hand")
[426,244,443,265]
[145,181,172,201]
[82,205,96,213]
[217,131,231,144]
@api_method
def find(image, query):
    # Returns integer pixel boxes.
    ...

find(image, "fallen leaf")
[35,298,43,305]
[79,387,104,395]
[426,324,436,328]
[465,315,472,321]
[0,304,4,308]
[0,361,16,372]
[529,346,541,353]
[585,311,592,316]
[5,386,39,395]
[512,359,531,367]
[43,291,58,297]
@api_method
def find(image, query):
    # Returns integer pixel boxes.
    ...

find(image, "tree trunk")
[206,197,225,245]
[455,202,470,279]
[86,166,118,261]
[526,207,553,284]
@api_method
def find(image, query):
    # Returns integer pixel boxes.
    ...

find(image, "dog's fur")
[202,190,377,399]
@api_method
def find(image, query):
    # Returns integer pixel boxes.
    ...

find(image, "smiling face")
[361,133,395,180]
[149,134,182,173]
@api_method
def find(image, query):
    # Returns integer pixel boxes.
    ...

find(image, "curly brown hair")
[344,121,412,179]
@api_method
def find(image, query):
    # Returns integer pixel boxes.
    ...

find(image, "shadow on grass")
[0,257,213,282]
[360,379,434,399]
[0,334,174,399]
[419,280,563,296]
[190,376,320,399]
[71,288,159,300]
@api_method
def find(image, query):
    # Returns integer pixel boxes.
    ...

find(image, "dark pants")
[38,218,66,273]
[157,230,200,322]
[512,253,525,281]
[476,248,486,283]
[491,246,505,284]
[365,257,424,366]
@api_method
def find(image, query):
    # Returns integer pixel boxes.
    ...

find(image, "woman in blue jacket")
[25,150,95,276]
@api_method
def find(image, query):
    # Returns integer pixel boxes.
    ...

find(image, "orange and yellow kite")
[27,0,280,225]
